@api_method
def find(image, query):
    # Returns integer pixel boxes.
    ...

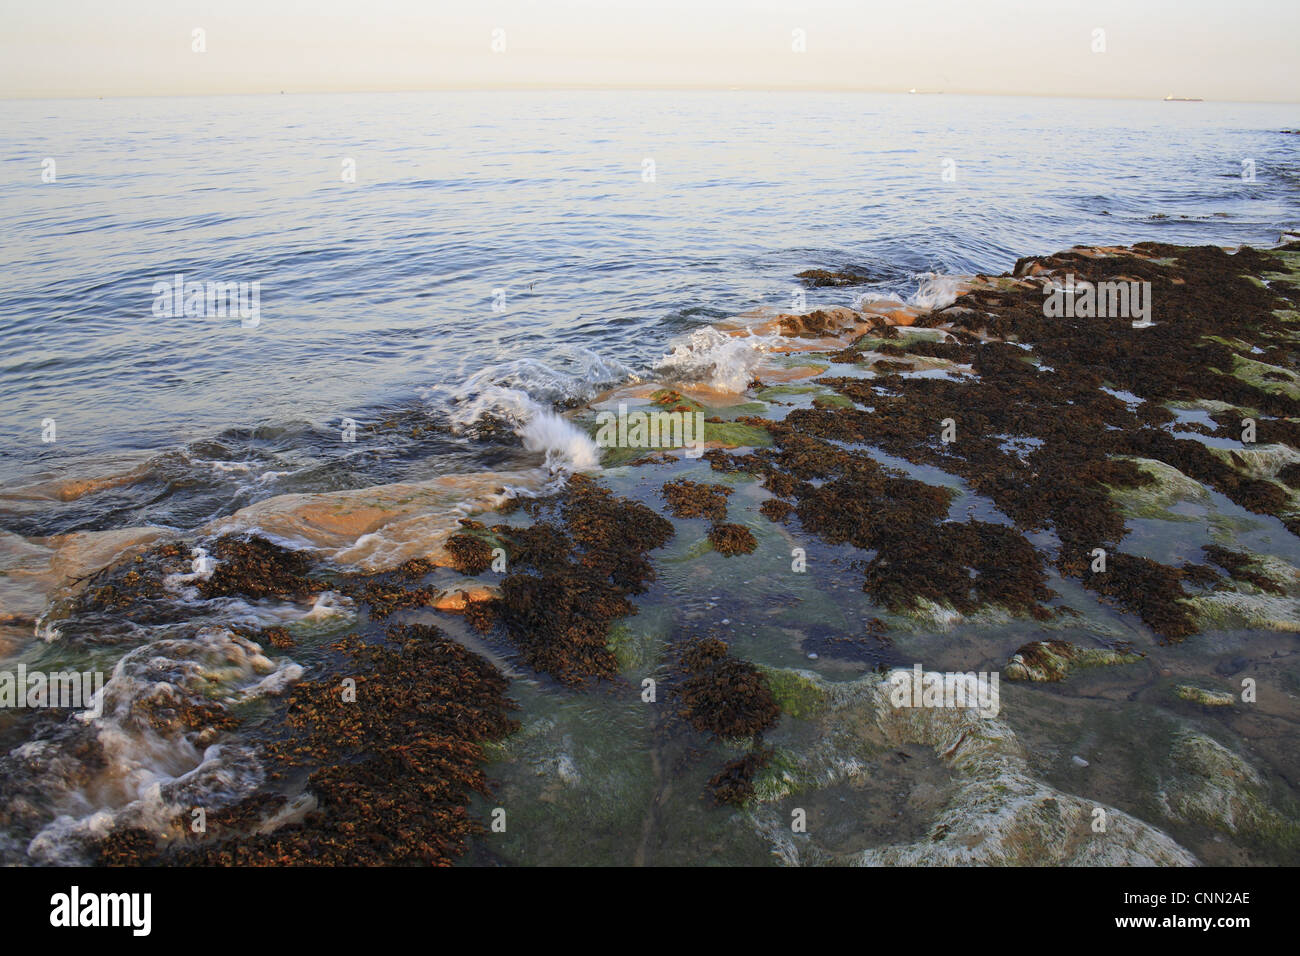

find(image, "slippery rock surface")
[1004,640,1142,682]
[749,670,1198,866]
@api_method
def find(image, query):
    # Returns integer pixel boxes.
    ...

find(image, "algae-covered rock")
[1231,355,1300,401]
[1157,730,1300,849]
[1206,443,1300,481]
[1182,547,1300,632]
[1186,588,1300,632]
[605,606,672,675]
[1108,457,1209,520]
[747,670,1197,866]
[1004,639,1142,682]
[1174,685,1236,707]
[757,666,827,720]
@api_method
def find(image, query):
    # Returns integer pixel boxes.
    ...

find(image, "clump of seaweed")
[259,626,294,649]
[796,268,874,288]
[444,532,496,575]
[198,535,317,601]
[352,578,438,619]
[759,498,793,522]
[675,637,780,739]
[705,747,773,807]
[471,475,675,685]
[708,522,757,556]
[73,541,192,624]
[662,479,733,522]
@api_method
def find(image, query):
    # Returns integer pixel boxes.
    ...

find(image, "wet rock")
[0,526,173,627]
[796,269,876,288]
[1174,685,1236,707]
[201,471,537,572]
[1158,730,1300,850]
[1108,457,1210,520]
[747,669,1198,866]
[1004,639,1143,682]
[432,584,500,613]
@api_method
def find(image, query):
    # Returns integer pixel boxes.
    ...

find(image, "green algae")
[701,420,773,448]
[605,606,673,675]
[1107,456,1210,520]
[749,747,818,802]
[754,385,821,399]
[1174,684,1236,707]
[1158,729,1300,852]
[1231,354,1300,401]
[758,665,828,719]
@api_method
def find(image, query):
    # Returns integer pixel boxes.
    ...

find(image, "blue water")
[1,90,1297,515]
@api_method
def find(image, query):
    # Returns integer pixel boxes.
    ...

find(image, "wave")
[652,326,781,394]
[855,272,967,312]
[440,350,632,472]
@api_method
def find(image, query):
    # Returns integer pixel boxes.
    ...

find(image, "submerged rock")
[0,526,173,628]
[1174,684,1236,707]
[1004,639,1143,682]
[201,471,539,572]
[1157,730,1300,850]
[747,669,1198,866]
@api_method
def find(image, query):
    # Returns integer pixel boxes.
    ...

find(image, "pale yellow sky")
[2,0,1297,101]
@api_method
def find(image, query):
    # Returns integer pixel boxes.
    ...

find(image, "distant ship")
[1163,93,1203,102]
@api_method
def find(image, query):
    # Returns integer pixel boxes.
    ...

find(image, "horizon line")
[3,84,1297,106]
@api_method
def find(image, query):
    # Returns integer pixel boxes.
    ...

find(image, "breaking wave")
[652,326,781,394]
[855,272,967,312]
[440,350,632,472]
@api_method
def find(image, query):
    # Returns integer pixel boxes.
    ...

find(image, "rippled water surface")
[2,90,1298,506]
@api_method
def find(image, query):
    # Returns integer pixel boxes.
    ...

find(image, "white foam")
[444,352,623,473]
[856,272,967,312]
[653,326,779,394]
[23,626,302,863]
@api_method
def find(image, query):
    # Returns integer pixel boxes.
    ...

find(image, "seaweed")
[704,747,773,807]
[96,623,519,867]
[707,522,757,556]
[661,479,733,522]
[674,637,780,739]
[485,475,675,685]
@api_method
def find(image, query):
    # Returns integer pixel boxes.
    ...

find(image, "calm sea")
[1,90,1297,529]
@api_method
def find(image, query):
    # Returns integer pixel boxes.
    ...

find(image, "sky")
[1,0,1297,101]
